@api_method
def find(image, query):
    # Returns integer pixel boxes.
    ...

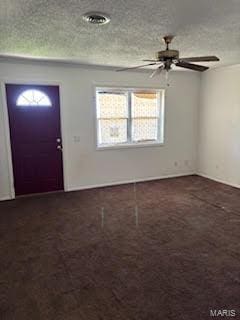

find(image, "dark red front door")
[6,84,64,196]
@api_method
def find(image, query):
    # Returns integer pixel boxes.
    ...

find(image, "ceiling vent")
[83,12,110,25]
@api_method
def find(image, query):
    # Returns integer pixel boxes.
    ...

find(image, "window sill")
[96,141,164,150]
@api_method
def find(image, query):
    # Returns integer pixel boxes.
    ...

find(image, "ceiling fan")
[116,35,220,78]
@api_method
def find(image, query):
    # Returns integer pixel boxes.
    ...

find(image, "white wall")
[0,61,200,200]
[198,65,240,187]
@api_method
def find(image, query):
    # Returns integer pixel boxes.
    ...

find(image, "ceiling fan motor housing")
[156,49,179,61]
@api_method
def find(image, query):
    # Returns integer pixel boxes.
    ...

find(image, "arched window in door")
[16,89,52,107]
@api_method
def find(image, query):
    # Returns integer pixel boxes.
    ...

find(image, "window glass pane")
[99,119,127,145]
[132,118,158,142]
[132,92,159,118]
[16,89,52,107]
[97,92,128,118]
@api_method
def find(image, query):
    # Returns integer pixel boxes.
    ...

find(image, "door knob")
[57,145,62,150]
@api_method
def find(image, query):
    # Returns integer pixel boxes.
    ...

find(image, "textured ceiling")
[0,0,240,69]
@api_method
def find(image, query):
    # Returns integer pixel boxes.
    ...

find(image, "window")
[16,89,52,107]
[96,87,164,148]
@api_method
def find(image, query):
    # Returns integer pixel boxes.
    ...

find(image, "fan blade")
[180,56,219,62]
[150,66,163,78]
[142,59,159,62]
[176,61,209,72]
[116,63,156,72]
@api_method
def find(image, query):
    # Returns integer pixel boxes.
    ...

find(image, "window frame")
[95,86,165,150]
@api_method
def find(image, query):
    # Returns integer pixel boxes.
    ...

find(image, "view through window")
[96,87,164,148]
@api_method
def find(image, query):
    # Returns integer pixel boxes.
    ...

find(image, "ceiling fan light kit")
[116,35,220,85]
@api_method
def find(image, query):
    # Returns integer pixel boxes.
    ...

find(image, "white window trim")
[96,141,164,151]
[95,86,165,150]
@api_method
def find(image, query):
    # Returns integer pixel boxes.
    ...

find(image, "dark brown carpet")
[0,175,240,320]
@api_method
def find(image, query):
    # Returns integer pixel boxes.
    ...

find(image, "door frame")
[1,79,68,199]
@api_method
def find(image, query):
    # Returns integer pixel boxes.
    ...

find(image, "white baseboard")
[2,172,238,200]
[0,172,196,201]
[0,195,12,201]
[67,172,196,192]
[197,172,240,189]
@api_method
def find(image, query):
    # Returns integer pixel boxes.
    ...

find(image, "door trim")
[1,79,68,199]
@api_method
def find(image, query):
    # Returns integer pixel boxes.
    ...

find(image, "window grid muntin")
[96,87,164,147]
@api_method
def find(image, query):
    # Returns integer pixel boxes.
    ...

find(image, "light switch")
[74,136,81,142]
